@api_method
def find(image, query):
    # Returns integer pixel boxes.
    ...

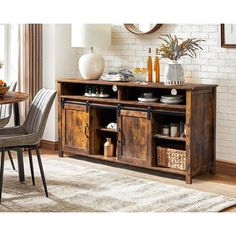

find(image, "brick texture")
[77,24,236,162]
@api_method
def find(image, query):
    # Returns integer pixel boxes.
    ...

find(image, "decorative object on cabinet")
[132,61,147,82]
[104,138,114,158]
[138,97,159,102]
[146,48,153,82]
[221,24,236,48]
[158,34,205,85]
[162,124,170,136]
[101,69,134,82]
[71,24,111,80]
[138,93,159,102]
[164,60,184,85]
[160,95,184,104]
[84,86,110,98]
[124,24,162,35]
[57,78,217,184]
[157,146,186,170]
[170,123,179,137]
[106,122,117,130]
[154,48,160,83]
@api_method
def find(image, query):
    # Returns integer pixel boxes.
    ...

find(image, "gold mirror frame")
[124,24,162,35]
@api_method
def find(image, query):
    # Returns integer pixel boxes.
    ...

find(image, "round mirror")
[124,24,162,35]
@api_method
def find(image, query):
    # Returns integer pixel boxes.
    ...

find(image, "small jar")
[162,124,169,136]
[170,123,178,137]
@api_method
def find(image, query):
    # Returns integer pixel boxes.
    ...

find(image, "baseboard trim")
[40,140,58,151]
[217,158,236,165]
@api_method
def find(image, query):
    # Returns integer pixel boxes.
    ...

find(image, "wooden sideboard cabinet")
[57,78,217,184]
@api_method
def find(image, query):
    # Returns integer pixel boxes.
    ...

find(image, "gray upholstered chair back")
[23,89,56,141]
[0,81,17,128]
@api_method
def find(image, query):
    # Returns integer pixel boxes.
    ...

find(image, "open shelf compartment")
[60,82,118,99]
[89,106,117,158]
[119,86,186,104]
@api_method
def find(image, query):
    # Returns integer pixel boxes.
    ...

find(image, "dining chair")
[0,81,17,170]
[0,89,57,203]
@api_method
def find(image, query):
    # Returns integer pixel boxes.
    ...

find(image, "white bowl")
[143,93,153,98]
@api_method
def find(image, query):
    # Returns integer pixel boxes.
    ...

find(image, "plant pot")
[164,60,184,85]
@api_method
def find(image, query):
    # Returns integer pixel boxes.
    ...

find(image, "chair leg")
[35,146,48,197]
[0,148,5,203]
[7,150,16,171]
[28,148,35,186]
[16,148,25,182]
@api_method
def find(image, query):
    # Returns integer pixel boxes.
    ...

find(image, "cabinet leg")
[209,165,216,175]
[58,150,64,157]
[185,174,192,184]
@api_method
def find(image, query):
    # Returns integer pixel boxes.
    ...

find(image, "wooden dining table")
[0,91,29,182]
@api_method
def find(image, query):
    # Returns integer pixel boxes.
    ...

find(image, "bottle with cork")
[146,48,152,82]
[154,48,160,83]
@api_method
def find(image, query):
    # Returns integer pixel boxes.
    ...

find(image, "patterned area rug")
[0,157,236,212]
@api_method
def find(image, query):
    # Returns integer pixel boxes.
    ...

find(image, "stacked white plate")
[138,97,159,102]
[160,95,184,104]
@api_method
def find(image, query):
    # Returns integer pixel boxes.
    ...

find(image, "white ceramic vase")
[164,60,184,85]
[79,51,105,80]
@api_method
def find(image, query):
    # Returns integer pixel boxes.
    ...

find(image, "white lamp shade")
[71,24,111,48]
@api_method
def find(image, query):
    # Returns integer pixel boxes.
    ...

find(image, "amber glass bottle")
[146,48,152,82]
[154,48,160,83]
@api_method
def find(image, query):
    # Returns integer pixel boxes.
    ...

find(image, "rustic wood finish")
[60,95,186,112]
[58,78,217,90]
[117,110,151,166]
[0,92,29,105]
[62,104,89,155]
[57,82,63,157]
[57,79,217,184]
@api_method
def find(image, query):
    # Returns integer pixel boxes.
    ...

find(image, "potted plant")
[158,34,204,85]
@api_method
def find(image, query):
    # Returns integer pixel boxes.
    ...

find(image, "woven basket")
[157,146,186,170]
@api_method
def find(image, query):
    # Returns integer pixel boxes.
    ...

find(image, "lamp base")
[79,51,105,80]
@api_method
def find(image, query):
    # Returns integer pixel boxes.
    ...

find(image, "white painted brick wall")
[77,24,236,162]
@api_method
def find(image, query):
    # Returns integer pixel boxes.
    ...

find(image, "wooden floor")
[40,149,236,212]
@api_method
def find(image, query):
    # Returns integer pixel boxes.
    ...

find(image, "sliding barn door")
[62,103,90,155]
[117,109,152,166]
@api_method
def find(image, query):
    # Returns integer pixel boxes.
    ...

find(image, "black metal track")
[63,99,186,116]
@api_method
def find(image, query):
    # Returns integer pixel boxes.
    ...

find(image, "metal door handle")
[84,123,89,138]
[117,128,121,143]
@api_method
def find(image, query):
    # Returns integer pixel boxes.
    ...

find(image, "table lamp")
[71,24,111,80]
